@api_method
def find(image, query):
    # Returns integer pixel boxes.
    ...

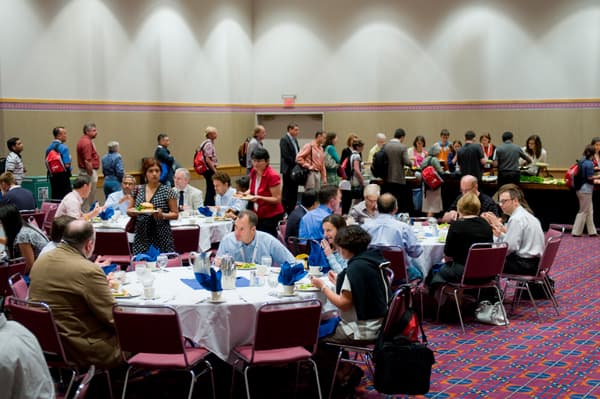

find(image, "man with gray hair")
[76,122,100,211]
[101,140,124,197]
[104,174,136,214]
[29,220,121,369]
[173,167,203,211]
[367,132,387,163]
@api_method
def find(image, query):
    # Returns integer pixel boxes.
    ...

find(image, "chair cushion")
[233,345,312,364]
[128,347,209,369]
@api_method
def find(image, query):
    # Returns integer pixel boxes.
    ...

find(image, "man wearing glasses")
[482,187,544,276]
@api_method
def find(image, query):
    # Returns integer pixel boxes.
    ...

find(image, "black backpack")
[370,146,388,179]
[0,157,6,174]
[238,137,251,167]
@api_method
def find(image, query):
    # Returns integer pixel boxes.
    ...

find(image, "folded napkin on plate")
[98,207,114,221]
[101,264,119,275]
[278,261,307,286]
[194,268,222,292]
[132,245,160,262]
[197,206,213,217]
[308,241,329,272]
[181,276,250,290]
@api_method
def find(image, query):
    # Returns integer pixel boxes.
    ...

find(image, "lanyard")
[239,242,258,263]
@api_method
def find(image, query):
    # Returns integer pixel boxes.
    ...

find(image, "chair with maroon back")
[93,230,132,267]
[8,272,28,299]
[231,299,323,399]
[41,202,59,235]
[113,303,215,399]
[172,225,200,265]
[277,219,287,246]
[21,211,46,230]
[0,258,26,297]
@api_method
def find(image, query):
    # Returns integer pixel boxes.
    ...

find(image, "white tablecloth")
[117,267,324,362]
[94,216,233,252]
[412,225,446,277]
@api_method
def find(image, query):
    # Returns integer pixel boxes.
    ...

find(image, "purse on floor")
[475,300,509,326]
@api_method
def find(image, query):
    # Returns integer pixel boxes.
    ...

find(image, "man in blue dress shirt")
[217,210,296,266]
[299,185,341,240]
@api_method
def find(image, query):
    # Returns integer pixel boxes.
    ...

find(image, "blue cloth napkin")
[194,268,222,292]
[318,316,340,338]
[180,276,250,290]
[308,241,330,273]
[98,207,114,221]
[88,201,99,212]
[278,261,307,286]
[101,264,118,275]
[132,245,160,262]
[198,206,213,217]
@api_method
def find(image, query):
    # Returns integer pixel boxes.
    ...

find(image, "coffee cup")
[211,291,222,302]
[309,266,322,275]
[282,285,295,295]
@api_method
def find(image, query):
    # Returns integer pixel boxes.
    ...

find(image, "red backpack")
[421,165,443,189]
[45,143,66,175]
[565,161,583,190]
[193,141,209,174]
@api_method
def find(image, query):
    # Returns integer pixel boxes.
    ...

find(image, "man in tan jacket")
[29,220,121,369]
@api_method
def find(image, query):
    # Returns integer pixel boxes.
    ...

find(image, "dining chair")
[172,225,200,265]
[0,257,26,297]
[41,202,59,235]
[286,236,309,256]
[8,272,28,299]
[436,242,509,333]
[5,297,113,399]
[93,230,132,266]
[21,210,46,229]
[112,304,215,399]
[502,235,562,319]
[72,364,96,399]
[231,299,323,399]
[277,219,287,246]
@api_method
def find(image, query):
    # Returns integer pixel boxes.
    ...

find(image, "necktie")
[179,191,184,209]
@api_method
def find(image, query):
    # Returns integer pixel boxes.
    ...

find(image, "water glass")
[157,254,168,272]
[135,262,147,282]
[267,274,279,289]
[260,256,272,268]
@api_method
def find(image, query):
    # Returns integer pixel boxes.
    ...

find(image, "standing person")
[446,140,462,175]
[101,140,124,197]
[408,135,427,169]
[247,148,285,237]
[591,137,600,170]
[128,158,178,254]
[5,137,26,185]
[246,125,266,174]
[421,145,444,217]
[323,132,341,185]
[173,167,203,211]
[382,128,412,214]
[436,129,452,171]
[493,131,532,188]
[76,122,100,211]
[280,123,301,214]
[480,132,495,173]
[201,126,219,206]
[572,145,598,237]
[367,133,386,163]
[340,133,358,165]
[154,133,177,187]
[520,134,548,176]
[296,130,327,190]
[458,130,485,181]
[46,126,72,200]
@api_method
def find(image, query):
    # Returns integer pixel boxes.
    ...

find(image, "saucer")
[278,292,297,297]
[208,298,226,304]
[308,272,323,277]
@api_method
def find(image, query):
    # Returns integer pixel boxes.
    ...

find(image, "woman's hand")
[309,275,324,289]
[321,239,333,257]
[327,270,337,285]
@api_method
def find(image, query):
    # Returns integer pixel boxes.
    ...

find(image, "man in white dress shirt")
[173,168,203,211]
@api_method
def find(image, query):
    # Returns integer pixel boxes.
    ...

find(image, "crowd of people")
[2,120,600,397]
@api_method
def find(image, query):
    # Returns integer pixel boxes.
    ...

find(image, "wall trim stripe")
[1,98,599,113]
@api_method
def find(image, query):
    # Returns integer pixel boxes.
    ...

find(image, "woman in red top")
[248,147,285,237]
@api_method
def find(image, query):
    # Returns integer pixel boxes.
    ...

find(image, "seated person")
[310,225,390,342]
[442,174,499,223]
[481,187,545,276]
[0,172,36,211]
[55,175,102,220]
[173,167,203,211]
[29,220,121,369]
[299,185,341,240]
[348,183,380,224]
[362,193,423,280]
[213,172,247,217]
[320,214,348,273]
[40,215,76,256]
[103,174,136,214]
[285,189,318,242]
[427,192,493,290]
[216,210,296,266]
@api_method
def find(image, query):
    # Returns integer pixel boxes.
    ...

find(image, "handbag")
[475,300,509,326]
[324,146,338,169]
[290,164,309,185]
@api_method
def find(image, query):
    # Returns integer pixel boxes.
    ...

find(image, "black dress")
[132,184,177,254]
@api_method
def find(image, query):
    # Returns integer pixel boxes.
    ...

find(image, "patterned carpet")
[356,234,600,399]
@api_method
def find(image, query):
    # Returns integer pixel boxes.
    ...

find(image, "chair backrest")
[277,220,287,246]
[93,230,131,257]
[21,211,46,229]
[113,304,188,361]
[537,235,562,276]
[41,202,59,234]
[73,364,95,399]
[8,272,28,299]
[251,299,321,357]
[172,225,201,254]
[5,296,71,366]
[374,246,409,284]
[462,242,509,283]
[286,236,309,256]
[0,258,26,296]
[382,285,411,338]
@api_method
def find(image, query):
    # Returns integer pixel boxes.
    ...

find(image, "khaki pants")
[572,190,597,235]
[304,171,322,190]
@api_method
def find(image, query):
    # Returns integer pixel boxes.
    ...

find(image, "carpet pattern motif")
[356,235,600,399]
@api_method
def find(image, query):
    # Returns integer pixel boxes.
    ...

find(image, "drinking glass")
[260,256,272,268]
[267,274,279,289]
[135,262,147,282]
[157,254,168,272]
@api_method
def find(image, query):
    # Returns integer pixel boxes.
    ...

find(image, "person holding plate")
[128,157,178,254]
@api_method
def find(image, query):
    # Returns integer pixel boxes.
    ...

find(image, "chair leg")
[103,369,114,399]
[327,348,344,399]
[187,369,196,399]
[523,283,541,320]
[243,365,252,399]
[121,366,133,399]
[363,353,375,380]
[542,278,560,315]
[493,286,509,327]
[63,369,77,399]
[309,358,323,399]
[293,363,300,399]
[452,289,465,333]
[204,360,216,399]
[230,359,240,399]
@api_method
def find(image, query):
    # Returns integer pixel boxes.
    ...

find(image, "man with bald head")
[442,174,499,223]
[29,220,121,369]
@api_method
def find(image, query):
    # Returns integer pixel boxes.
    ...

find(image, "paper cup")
[211,291,222,301]
[282,285,295,295]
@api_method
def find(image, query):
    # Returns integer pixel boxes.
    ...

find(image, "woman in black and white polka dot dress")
[128,158,178,254]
